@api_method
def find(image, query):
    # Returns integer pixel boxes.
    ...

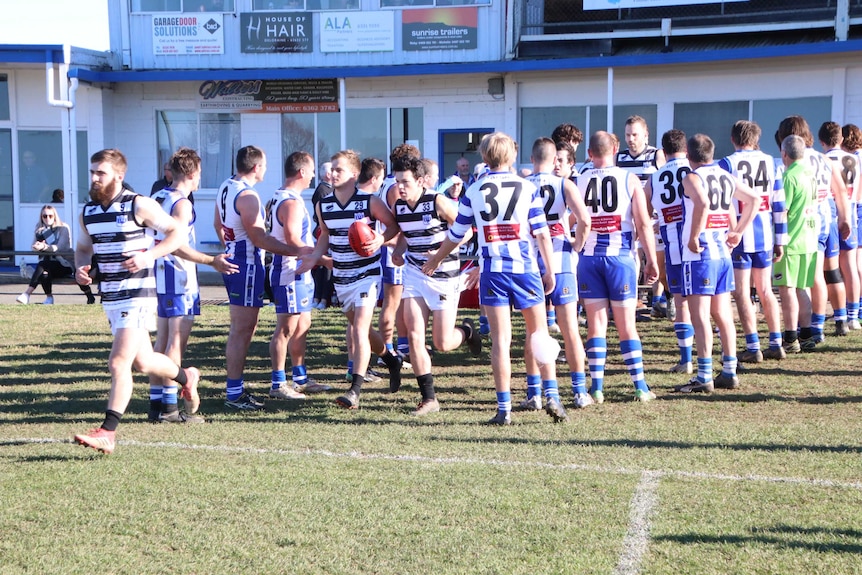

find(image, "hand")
[76,265,93,286]
[211,254,239,275]
[688,237,703,254]
[725,231,742,249]
[296,245,315,258]
[121,251,153,274]
[361,232,384,256]
[542,270,556,295]
[32,241,46,251]
[422,254,440,276]
[772,245,784,264]
[391,252,405,267]
[295,254,319,276]
[839,218,852,241]
[464,266,480,290]
[642,261,659,285]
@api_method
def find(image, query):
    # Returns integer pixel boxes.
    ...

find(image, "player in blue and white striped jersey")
[673,134,759,394]
[423,132,560,425]
[576,131,659,404]
[718,120,786,361]
[842,123,862,323]
[644,129,694,374]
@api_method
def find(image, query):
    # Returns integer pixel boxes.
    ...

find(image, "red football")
[348,220,376,257]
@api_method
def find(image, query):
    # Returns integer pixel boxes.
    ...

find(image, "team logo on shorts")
[774,273,783,281]
[120,311,128,318]
[487,288,495,296]
[622,284,630,293]
[360,291,368,299]
[703,278,711,286]
[528,288,538,297]
[166,298,173,307]
[562,287,570,295]
[439,294,447,301]
[580,283,588,290]
[301,297,309,306]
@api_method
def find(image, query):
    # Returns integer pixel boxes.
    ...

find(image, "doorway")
[438,128,494,184]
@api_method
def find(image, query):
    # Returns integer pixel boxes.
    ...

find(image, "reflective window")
[753,97,832,156]
[156,110,240,189]
[380,0,490,7]
[18,131,63,204]
[0,129,12,250]
[0,74,9,121]
[520,106,586,165]
[674,101,748,159]
[131,0,234,12]
[346,108,388,163]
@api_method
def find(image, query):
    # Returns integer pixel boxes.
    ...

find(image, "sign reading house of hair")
[197,79,339,113]
[152,14,224,55]
[402,8,477,52]
[239,12,312,53]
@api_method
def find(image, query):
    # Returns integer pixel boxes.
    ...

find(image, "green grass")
[1,304,861,574]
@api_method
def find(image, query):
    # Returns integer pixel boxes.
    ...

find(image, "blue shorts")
[577,255,637,301]
[157,292,201,318]
[381,247,404,285]
[547,272,579,306]
[840,215,858,251]
[819,218,840,258]
[223,264,266,308]
[479,271,545,310]
[665,259,684,295]
[856,203,862,246]
[731,247,772,270]
[682,258,735,296]
[272,275,314,315]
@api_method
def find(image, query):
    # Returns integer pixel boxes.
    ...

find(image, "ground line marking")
[614,470,660,575]
[6,437,862,491]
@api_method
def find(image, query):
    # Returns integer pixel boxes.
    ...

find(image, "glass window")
[0,129,12,247]
[131,0,182,12]
[131,0,234,12]
[674,101,748,160]
[183,0,234,12]
[306,0,360,9]
[253,0,305,9]
[390,107,424,155]
[280,112,339,186]
[200,114,241,188]
[753,96,832,157]
[156,110,198,184]
[380,0,490,6]
[76,131,90,204]
[520,106,587,165]
[0,74,9,121]
[18,131,63,204]
[346,108,388,163]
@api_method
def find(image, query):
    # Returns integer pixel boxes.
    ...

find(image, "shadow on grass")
[658,391,862,404]
[654,523,862,554]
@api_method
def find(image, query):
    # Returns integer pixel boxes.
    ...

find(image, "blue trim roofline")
[67,38,862,83]
[0,44,69,64]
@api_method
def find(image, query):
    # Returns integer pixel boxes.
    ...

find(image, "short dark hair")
[90,148,127,175]
[818,121,843,148]
[776,116,813,148]
[661,129,687,156]
[169,147,201,180]
[395,156,427,180]
[358,157,385,185]
[284,151,313,178]
[730,121,761,149]
[236,145,265,175]
[687,134,715,164]
[551,123,583,146]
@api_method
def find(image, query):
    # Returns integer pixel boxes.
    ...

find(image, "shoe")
[667,299,676,321]
[813,332,825,344]
[739,349,763,364]
[714,372,740,390]
[590,390,604,405]
[463,318,482,355]
[783,340,801,354]
[364,370,383,384]
[383,354,403,393]
[669,362,693,374]
[180,367,201,414]
[763,346,787,360]
[486,409,512,425]
[397,352,412,370]
[835,321,849,336]
[673,378,714,393]
[43,296,54,305]
[156,410,205,424]
[335,389,359,409]
[544,397,569,422]
[650,303,667,319]
[634,389,657,402]
[849,319,862,331]
[16,293,29,304]
[574,393,595,409]
[411,398,440,416]
[268,386,306,400]
[225,392,265,411]
[800,337,817,352]
[548,322,561,333]
[73,428,116,454]
[516,395,542,411]
[293,380,331,394]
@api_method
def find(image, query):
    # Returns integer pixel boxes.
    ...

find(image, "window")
[753,96,832,156]
[520,106,587,165]
[156,111,240,189]
[18,131,62,204]
[674,101,748,160]
[0,74,9,121]
[380,0,490,7]
[253,0,360,10]
[131,0,234,12]
[0,129,12,246]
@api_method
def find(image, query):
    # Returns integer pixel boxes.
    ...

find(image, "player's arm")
[296,202,330,275]
[423,195,474,276]
[213,202,226,246]
[682,172,708,254]
[170,198,238,274]
[74,212,95,286]
[630,174,657,284]
[728,179,759,248]
[562,178,590,253]
[238,190,312,258]
[369,195,401,248]
[436,193,474,247]
[122,195,187,274]
[831,165,852,240]
[655,149,667,169]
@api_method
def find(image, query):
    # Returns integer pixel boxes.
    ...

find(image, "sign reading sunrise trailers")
[583,0,745,8]
[152,14,224,55]
[240,12,312,53]
[402,8,477,51]
[197,79,339,113]
[320,11,395,53]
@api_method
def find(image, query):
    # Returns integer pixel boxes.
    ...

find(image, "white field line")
[614,471,660,575]
[6,436,862,491]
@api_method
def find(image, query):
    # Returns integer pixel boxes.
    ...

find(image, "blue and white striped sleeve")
[448,195,474,243]
[772,166,788,247]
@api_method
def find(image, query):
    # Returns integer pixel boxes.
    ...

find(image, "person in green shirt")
[774,134,819,353]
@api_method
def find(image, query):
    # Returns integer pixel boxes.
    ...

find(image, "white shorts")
[334,275,381,313]
[402,264,459,312]
[105,304,157,335]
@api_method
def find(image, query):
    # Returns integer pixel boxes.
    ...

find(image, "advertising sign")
[152,14,224,55]
[320,11,395,53]
[402,8,477,51]
[197,79,339,113]
[584,0,746,9]
[240,12,313,53]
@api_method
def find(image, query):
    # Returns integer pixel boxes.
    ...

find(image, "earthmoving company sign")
[240,12,312,53]
[197,79,339,113]
[402,8,477,51]
[152,14,224,55]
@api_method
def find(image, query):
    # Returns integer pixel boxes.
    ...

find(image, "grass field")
[1,303,861,574]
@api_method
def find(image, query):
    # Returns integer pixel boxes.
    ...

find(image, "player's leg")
[712,290,740,389]
[404,296,439,416]
[733,261,761,364]
[521,299,567,422]
[224,304,262,407]
[751,261,784,359]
